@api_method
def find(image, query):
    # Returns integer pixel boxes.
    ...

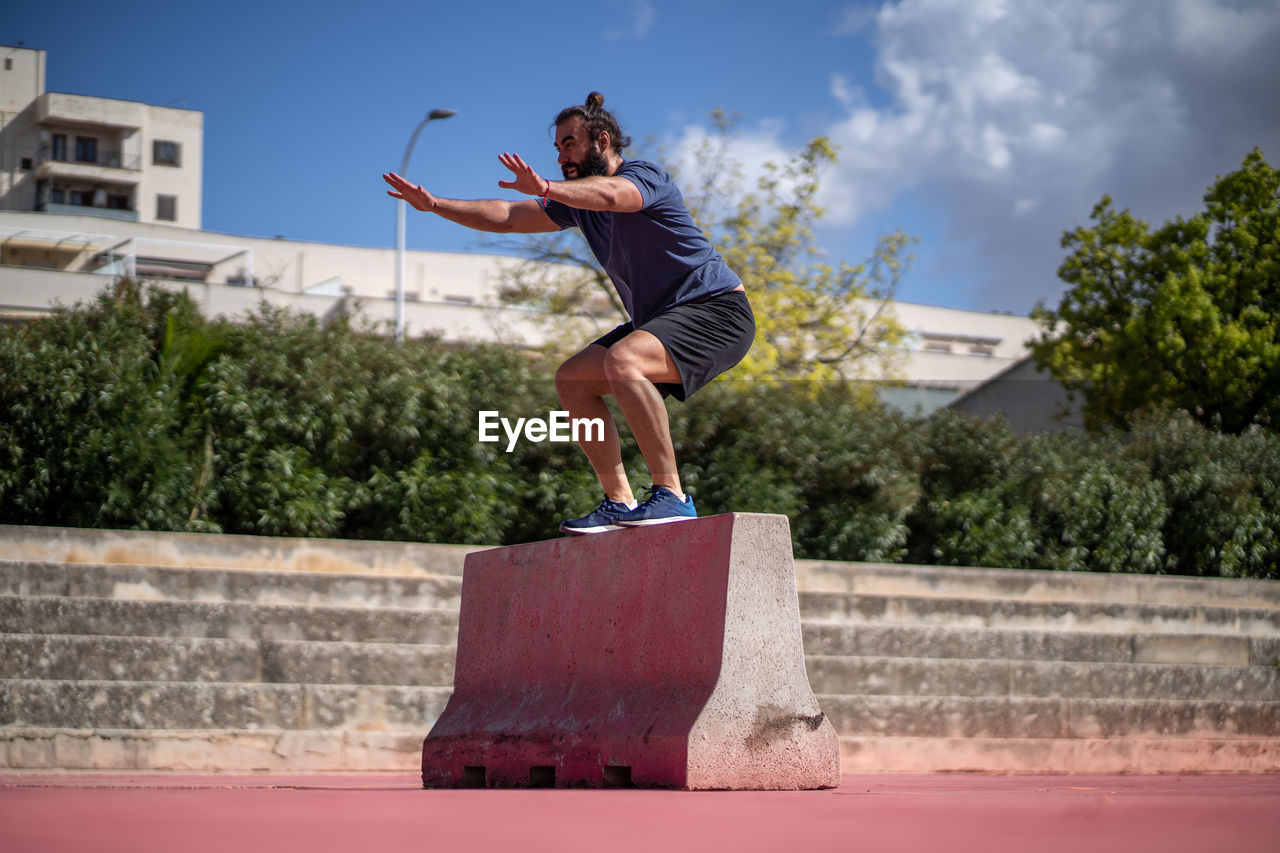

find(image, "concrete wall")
[949,356,1085,434]
[0,209,514,301]
[0,264,551,344]
[0,47,44,212]
[136,103,203,229]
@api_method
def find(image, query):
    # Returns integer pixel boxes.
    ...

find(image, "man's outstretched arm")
[497,153,643,213]
[383,172,560,234]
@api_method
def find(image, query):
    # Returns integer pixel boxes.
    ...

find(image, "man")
[383,92,753,534]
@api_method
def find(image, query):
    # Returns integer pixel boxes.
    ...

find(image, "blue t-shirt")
[539,159,741,326]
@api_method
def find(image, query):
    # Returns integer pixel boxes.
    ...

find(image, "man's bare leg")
[555,345,634,504]
[556,331,685,500]
[600,331,684,499]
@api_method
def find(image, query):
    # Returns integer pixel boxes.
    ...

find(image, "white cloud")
[829,72,861,112]
[830,4,879,36]
[816,0,1280,310]
[606,0,656,39]
[1028,123,1065,149]
[664,0,1280,312]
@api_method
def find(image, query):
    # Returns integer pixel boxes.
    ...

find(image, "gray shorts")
[591,290,755,402]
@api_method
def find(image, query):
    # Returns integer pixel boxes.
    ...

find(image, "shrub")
[3,280,1277,578]
[1020,430,1168,574]
[1125,411,1279,578]
[903,409,1036,568]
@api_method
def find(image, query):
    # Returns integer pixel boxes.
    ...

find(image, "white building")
[0,45,1040,413]
[1,46,202,229]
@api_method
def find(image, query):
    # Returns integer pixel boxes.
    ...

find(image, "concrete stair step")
[1,727,425,771]
[818,694,1280,739]
[798,590,1280,636]
[1,679,452,731]
[0,595,458,645]
[0,634,456,686]
[835,735,1280,774]
[0,524,480,576]
[795,559,1280,610]
[805,654,1280,701]
[9,726,1277,774]
[7,524,1276,608]
[1256,636,1280,665]
[801,621,1261,666]
[0,560,463,610]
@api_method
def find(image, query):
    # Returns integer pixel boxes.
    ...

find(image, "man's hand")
[383,172,437,211]
[381,169,560,234]
[497,153,547,196]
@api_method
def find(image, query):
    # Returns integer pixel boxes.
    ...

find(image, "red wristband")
[542,178,551,202]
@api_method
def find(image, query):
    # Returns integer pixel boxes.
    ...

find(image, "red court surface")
[3,772,1278,853]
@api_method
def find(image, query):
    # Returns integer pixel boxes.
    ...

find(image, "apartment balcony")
[36,146,142,184]
[34,202,139,223]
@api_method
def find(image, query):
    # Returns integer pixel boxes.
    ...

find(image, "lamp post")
[396,108,457,343]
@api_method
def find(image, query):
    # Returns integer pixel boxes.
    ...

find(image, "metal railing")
[34,201,140,222]
[35,145,142,171]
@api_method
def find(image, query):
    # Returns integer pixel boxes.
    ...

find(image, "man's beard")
[562,145,610,180]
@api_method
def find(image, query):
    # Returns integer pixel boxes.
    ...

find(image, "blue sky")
[7,0,1280,314]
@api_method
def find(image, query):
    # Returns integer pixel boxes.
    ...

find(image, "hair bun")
[585,91,605,110]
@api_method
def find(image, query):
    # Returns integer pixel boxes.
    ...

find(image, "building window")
[51,134,67,162]
[75,136,98,164]
[21,158,32,171]
[153,140,182,167]
[156,194,177,221]
[4,59,12,71]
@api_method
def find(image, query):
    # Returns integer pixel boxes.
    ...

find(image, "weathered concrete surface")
[799,590,1280,635]
[2,729,423,772]
[0,524,480,577]
[836,736,1280,774]
[2,634,456,686]
[794,558,1280,610]
[2,559,463,609]
[2,681,452,730]
[801,622,1257,666]
[0,596,458,644]
[421,513,840,790]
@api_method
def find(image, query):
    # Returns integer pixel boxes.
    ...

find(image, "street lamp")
[396,108,457,343]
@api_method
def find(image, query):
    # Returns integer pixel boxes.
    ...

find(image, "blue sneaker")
[615,485,697,527]
[560,496,636,535]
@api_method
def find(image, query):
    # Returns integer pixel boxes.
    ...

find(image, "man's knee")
[603,334,677,385]
[556,346,609,396]
[601,345,642,383]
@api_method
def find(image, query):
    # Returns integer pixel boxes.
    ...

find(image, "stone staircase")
[0,525,475,771]
[795,560,1280,772]
[2,524,1278,773]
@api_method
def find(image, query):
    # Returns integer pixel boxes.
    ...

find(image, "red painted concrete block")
[421,512,841,790]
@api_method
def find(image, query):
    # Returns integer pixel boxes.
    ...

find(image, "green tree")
[1031,148,1280,432]
[489,110,912,385]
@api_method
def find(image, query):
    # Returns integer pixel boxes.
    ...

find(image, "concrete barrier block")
[421,513,840,790]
